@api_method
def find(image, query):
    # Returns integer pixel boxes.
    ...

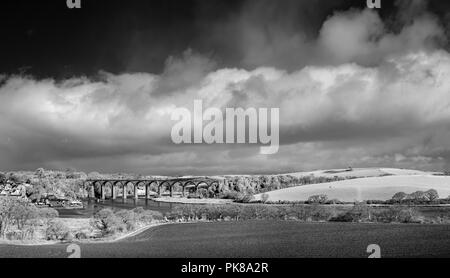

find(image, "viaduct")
[84,177,224,201]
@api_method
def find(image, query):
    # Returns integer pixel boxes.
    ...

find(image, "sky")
[1,0,450,175]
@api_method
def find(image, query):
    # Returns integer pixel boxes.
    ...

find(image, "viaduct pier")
[84,177,223,201]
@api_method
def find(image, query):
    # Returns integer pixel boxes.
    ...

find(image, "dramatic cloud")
[0,4,449,174]
[232,1,446,69]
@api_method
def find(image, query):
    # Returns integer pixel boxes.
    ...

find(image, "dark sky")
[0,0,242,78]
[5,0,449,78]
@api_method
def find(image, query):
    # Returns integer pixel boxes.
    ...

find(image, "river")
[56,198,178,218]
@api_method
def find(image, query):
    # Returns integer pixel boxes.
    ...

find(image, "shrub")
[5,227,35,240]
[307,194,328,204]
[326,199,343,205]
[132,207,146,215]
[38,208,59,224]
[240,206,259,220]
[75,231,89,240]
[235,193,255,203]
[46,220,71,241]
[330,212,355,222]
[424,189,439,202]
[0,172,6,185]
[391,192,408,203]
[87,172,102,179]
[351,203,372,221]
[374,206,421,223]
[141,210,164,222]
[170,205,190,220]
[257,205,280,219]
[331,204,370,223]
[132,207,164,223]
[116,210,137,231]
[408,191,427,202]
[64,231,74,242]
[89,207,165,237]
[203,205,223,220]
[284,205,335,222]
[221,205,241,220]
[91,208,126,236]
[35,168,46,178]
[390,190,440,205]
[166,204,305,222]
[288,206,311,221]
[1,197,43,237]
[308,205,336,221]
[8,173,27,184]
[274,206,291,220]
[10,198,39,229]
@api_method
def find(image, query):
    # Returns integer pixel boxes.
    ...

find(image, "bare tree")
[424,189,439,202]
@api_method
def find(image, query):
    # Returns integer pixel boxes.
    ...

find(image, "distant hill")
[285,168,436,179]
[254,173,450,203]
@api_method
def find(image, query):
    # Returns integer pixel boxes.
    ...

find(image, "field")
[255,175,450,202]
[1,221,449,258]
[287,167,434,178]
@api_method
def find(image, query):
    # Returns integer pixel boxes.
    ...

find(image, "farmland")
[0,221,449,258]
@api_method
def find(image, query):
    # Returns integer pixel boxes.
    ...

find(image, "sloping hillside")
[254,175,450,202]
[286,168,434,179]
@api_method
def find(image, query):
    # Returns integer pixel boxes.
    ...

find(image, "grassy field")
[1,221,449,258]
[255,175,450,202]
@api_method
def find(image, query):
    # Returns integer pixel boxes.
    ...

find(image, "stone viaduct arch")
[85,177,223,201]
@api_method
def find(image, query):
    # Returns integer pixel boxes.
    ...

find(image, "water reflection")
[57,198,177,218]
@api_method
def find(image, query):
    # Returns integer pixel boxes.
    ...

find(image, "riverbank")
[0,218,169,246]
[152,197,234,205]
[0,218,92,246]
[2,201,449,246]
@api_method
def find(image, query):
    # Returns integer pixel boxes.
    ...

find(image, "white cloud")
[1,49,450,173]
[237,3,446,69]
